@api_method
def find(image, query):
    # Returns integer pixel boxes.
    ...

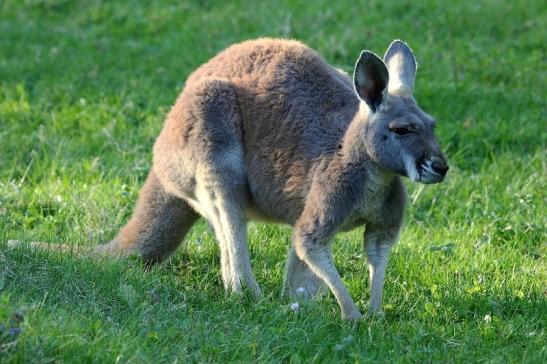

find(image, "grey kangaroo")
[97,38,448,320]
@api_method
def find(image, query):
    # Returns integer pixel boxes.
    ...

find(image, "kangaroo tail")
[6,240,116,257]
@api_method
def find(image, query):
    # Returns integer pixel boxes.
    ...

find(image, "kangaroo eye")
[391,127,411,135]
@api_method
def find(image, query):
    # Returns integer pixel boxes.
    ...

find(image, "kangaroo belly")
[244,154,313,225]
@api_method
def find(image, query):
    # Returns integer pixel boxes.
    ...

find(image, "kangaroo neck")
[340,102,374,164]
[339,102,394,185]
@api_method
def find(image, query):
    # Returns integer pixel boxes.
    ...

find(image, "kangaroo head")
[352,40,448,184]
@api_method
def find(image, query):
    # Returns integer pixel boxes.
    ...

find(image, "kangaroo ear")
[353,51,389,112]
[383,40,417,94]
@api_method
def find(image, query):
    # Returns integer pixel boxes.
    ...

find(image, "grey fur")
[383,40,417,94]
[354,51,389,112]
[103,38,448,319]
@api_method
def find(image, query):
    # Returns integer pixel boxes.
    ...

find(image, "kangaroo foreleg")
[364,225,399,314]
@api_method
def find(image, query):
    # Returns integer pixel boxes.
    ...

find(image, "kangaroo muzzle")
[416,155,449,184]
[431,157,449,176]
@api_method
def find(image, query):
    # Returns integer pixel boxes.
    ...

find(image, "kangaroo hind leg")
[196,172,261,297]
[165,77,260,296]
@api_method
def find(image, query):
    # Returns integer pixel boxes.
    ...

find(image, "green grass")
[0,0,545,362]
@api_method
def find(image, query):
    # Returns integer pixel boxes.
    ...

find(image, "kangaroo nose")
[432,160,449,176]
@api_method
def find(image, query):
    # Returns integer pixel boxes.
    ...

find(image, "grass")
[0,0,545,362]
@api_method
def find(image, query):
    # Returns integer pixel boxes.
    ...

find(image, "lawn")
[0,0,545,362]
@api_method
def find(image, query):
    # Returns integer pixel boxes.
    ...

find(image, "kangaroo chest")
[339,173,391,232]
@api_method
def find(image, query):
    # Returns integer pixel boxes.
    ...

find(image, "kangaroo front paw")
[342,310,363,321]
[367,305,384,317]
[366,309,385,319]
[340,300,363,321]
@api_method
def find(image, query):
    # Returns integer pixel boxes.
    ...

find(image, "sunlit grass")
[1,0,545,362]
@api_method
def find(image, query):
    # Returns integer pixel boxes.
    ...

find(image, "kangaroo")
[81,38,447,320]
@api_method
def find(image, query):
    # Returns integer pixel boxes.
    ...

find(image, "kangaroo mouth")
[403,155,448,184]
[417,159,447,184]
